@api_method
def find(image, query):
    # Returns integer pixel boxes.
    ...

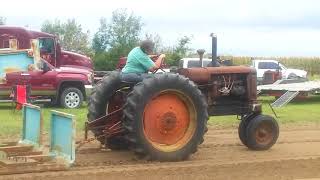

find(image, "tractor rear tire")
[87,71,129,150]
[245,114,279,150]
[123,73,208,161]
[106,136,129,150]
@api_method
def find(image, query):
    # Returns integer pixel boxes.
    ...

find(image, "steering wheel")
[152,55,166,74]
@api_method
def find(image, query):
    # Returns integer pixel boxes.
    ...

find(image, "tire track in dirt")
[0,126,319,180]
[70,126,320,167]
[73,141,320,167]
[2,157,320,180]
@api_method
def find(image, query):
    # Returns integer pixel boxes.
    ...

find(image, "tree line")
[0,9,192,71]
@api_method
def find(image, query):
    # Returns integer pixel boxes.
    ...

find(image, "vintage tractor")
[86,35,279,161]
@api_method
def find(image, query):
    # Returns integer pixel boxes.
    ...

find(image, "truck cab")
[0,26,93,70]
[0,39,93,108]
[252,59,307,83]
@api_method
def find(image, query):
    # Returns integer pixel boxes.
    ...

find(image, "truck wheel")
[60,87,84,108]
[123,74,208,161]
[246,115,279,150]
[288,73,298,79]
[87,71,129,150]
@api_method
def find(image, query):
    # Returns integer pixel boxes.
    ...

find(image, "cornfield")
[221,56,320,76]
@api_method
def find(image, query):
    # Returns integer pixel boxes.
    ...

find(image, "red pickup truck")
[0,41,93,108]
[0,26,93,70]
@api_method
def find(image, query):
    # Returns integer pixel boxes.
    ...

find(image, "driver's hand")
[149,55,159,58]
[159,54,166,59]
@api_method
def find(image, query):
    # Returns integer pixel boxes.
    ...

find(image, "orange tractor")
[86,35,279,161]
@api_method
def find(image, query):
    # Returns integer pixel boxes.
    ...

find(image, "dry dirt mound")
[1,125,320,180]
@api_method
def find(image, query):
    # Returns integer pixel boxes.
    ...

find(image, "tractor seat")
[120,73,148,86]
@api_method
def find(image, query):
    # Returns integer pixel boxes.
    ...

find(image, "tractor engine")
[211,73,247,97]
[178,66,260,116]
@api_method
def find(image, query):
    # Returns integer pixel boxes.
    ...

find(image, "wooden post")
[9,39,18,50]
[30,39,41,69]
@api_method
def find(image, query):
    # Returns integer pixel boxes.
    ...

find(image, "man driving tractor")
[121,40,165,83]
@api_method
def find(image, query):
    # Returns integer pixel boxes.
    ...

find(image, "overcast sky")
[1,0,320,56]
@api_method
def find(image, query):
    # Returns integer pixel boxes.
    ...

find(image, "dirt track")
[1,125,320,180]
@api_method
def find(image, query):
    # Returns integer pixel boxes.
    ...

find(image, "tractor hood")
[178,66,256,84]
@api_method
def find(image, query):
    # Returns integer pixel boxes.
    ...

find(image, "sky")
[1,0,320,57]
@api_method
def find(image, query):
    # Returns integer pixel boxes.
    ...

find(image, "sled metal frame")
[258,80,320,92]
[85,107,124,140]
[84,85,132,140]
[258,80,320,107]
[21,104,43,147]
[0,105,75,175]
[50,110,76,165]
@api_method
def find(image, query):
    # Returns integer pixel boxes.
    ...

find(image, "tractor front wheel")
[238,117,249,146]
[238,113,258,146]
[245,115,279,150]
[123,74,208,161]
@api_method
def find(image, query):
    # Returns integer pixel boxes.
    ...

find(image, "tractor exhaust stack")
[210,33,220,67]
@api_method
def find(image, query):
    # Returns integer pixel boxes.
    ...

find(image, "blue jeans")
[120,73,150,83]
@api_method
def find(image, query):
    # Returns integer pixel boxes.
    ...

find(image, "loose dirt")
[1,125,320,180]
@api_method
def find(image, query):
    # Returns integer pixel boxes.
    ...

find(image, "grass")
[309,74,320,81]
[0,103,88,138]
[209,95,320,128]
[0,96,319,138]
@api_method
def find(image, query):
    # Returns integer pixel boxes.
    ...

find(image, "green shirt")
[122,47,155,73]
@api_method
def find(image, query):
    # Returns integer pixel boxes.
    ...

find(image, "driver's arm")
[149,54,165,72]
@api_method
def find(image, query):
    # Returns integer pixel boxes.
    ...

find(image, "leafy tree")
[41,19,92,56]
[175,35,192,57]
[108,9,143,54]
[92,9,143,70]
[164,36,193,66]
[0,17,6,25]
[92,18,109,53]
[145,33,163,53]
[92,9,191,70]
